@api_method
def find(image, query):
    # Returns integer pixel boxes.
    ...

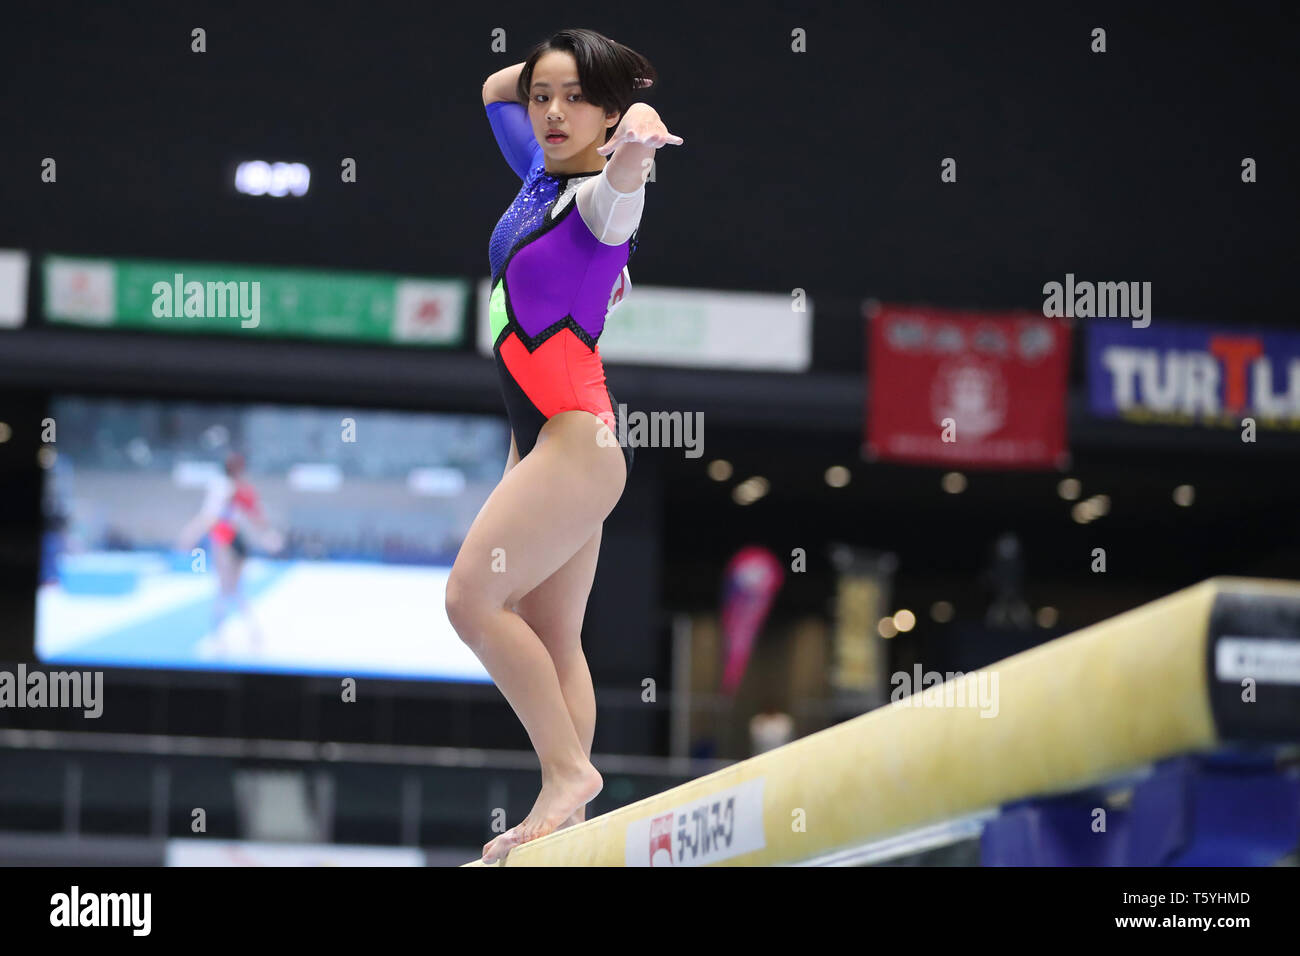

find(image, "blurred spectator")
[749,700,795,755]
[984,531,1033,630]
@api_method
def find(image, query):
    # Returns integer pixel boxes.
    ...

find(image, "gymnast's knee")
[444,574,509,647]
[445,575,485,644]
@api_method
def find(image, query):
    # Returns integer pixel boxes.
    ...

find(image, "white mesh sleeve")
[576,164,646,246]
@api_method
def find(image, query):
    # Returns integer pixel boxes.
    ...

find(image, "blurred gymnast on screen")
[176,451,283,652]
[447,28,682,863]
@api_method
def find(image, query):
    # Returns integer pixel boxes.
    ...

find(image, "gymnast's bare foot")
[519,761,602,845]
[482,807,585,864]
[481,825,524,864]
[481,762,601,863]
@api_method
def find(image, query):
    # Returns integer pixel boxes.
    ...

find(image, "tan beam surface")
[466,577,1298,866]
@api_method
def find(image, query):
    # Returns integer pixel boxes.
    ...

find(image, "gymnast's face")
[527,50,619,174]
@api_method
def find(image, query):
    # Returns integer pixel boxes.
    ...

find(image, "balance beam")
[465,576,1300,866]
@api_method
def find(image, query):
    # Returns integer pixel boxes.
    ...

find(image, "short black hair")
[516,29,658,142]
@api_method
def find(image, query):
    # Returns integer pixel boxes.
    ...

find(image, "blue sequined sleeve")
[486,100,543,180]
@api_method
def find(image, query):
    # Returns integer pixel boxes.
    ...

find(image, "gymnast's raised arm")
[481,62,525,105]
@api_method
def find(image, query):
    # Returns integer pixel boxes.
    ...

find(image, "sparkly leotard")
[485,100,645,478]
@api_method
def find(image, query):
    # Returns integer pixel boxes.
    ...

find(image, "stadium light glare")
[236,161,311,197]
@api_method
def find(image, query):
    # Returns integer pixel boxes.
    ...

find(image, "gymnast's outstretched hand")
[596,103,684,156]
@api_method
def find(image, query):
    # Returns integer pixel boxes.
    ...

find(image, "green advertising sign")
[43,255,466,347]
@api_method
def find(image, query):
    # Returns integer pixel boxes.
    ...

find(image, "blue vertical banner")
[1086,321,1300,428]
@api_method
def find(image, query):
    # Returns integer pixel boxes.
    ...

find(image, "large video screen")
[36,395,507,681]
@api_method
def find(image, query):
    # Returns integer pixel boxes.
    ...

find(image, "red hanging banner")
[865,303,1071,469]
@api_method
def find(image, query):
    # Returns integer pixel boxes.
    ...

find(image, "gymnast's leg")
[500,431,603,829]
[445,411,626,862]
[517,524,603,827]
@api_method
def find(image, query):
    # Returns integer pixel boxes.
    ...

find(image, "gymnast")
[447,28,682,864]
